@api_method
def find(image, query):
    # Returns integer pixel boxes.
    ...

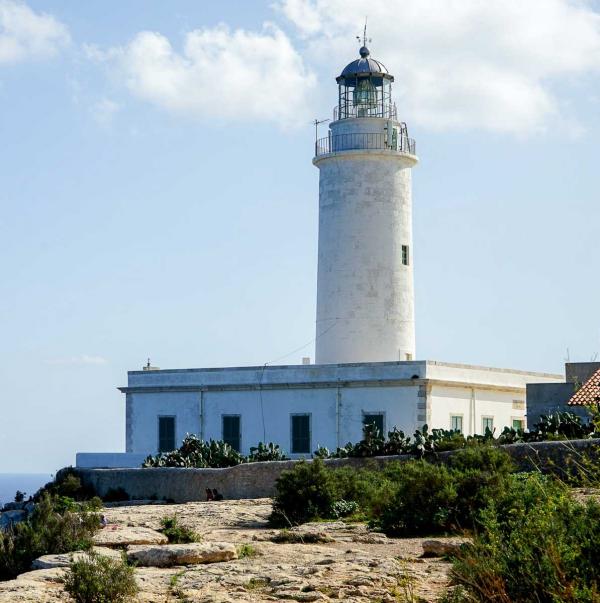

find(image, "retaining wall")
[75,439,600,503]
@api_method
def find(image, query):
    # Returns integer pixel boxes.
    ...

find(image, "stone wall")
[75,439,600,503]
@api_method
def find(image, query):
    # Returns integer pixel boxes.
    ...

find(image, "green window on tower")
[222,415,241,452]
[402,245,410,266]
[362,413,384,436]
[158,416,175,453]
[291,414,311,454]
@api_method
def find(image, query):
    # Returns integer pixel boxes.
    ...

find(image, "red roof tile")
[568,367,600,406]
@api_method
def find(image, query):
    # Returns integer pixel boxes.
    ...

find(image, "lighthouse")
[313,44,418,364]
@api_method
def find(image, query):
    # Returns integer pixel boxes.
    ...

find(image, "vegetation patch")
[63,550,138,603]
[159,516,200,544]
[237,543,260,558]
[142,435,288,468]
[0,493,100,580]
[448,473,600,602]
[270,529,331,544]
[243,577,270,591]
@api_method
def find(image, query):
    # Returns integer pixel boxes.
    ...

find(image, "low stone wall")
[75,439,600,503]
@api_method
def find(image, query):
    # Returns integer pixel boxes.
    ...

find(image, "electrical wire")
[256,319,340,443]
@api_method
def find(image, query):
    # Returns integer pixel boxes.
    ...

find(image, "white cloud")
[0,0,69,64]
[106,23,316,127]
[46,355,108,366]
[276,0,600,134]
[90,98,119,126]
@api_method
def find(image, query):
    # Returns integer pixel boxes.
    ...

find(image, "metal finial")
[356,17,372,57]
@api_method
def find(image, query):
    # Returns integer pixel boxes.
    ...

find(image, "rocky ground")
[0,499,464,602]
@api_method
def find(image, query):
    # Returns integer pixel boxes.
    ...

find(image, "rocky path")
[0,499,459,602]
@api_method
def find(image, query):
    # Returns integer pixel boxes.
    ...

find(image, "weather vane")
[356,17,371,48]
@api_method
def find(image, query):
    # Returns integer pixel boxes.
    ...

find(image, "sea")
[0,474,52,507]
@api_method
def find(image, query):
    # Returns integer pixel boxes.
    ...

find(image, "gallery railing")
[315,132,416,157]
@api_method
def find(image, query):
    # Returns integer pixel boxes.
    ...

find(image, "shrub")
[377,447,514,536]
[377,461,458,536]
[237,543,260,558]
[330,499,359,519]
[0,493,100,580]
[63,551,138,603]
[35,468,98,502]
[14,491,25,503]
[450,473,600,602]
[270,459,335,526]
[159,516,200,544]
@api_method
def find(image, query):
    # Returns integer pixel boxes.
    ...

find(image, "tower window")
[158,416,176,453]
[402,245,410,266]
[222,415,241,452]
[291,414,311,454]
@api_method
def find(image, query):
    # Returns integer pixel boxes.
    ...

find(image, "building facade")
[76,45,564,469]
[76,361,561,468]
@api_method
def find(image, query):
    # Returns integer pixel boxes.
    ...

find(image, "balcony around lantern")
[315,131,416,158]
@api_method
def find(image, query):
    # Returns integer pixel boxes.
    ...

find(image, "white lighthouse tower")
[313,43,418,365]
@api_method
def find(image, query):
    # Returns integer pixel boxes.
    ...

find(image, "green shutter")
[222,416,241,451]
[363,413,384,436]
[292,415,310,453]
[158,417,175,453]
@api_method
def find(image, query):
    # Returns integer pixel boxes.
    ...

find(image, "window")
[451,415,463,433]
[222,415,241,452]
[291,414,311,454]
[158,416,175,453]
[481,416,494,434]
[401,245,410,266]
[512,418,525,431]
[363,413,385,436]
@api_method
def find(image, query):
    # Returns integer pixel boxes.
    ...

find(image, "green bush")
[270,459,335,526]
[63,551,138,603]
[159,516,200,543]
[34,468,98,502]
[450,473,600,602]
[0,493,100,580]
[270,446,515,536]
[376,447,514,536]
[377,461,458,536]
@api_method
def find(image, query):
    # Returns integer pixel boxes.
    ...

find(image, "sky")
[1,0,600,473]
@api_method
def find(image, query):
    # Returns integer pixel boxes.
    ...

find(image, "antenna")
[356,17,372,48]
[313,118,330,144]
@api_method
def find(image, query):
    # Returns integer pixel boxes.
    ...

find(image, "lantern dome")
[337,47,393,82]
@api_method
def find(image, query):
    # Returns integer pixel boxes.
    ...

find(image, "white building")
[77,44,563,469]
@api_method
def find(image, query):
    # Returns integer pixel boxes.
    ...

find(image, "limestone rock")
[15,568,66,583]
[93,525,168,547]
[0,510,27,530]
[127,542,237,567]
[422,539,463,558]
[31,547,123,569]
